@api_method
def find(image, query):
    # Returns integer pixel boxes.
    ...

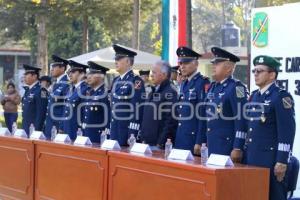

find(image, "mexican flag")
[162,0,187,66]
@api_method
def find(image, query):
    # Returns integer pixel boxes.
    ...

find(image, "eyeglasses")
[251,69,272,74]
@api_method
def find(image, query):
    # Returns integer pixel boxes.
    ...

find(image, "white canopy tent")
[69,44,161,70]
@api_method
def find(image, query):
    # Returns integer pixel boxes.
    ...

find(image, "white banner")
[251,3,300,197]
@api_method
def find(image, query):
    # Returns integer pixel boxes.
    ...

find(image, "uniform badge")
[41,90,47,98]
[264,100,271,104]
[189,88,195,92]
[218,92,225,98]
[282,97,293,109]
[134,80,142,89]
[207,92,214,100]
[236,86,245,98]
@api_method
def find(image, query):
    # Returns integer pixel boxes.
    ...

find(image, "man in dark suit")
[140,61,178,148]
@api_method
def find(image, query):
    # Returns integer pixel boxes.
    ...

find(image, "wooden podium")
[108,150,269,200]
[34,141,108,200]
[0,136,270,200]
[0,136,34,200]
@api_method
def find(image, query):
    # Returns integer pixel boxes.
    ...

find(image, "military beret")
[253,55,281,72]
[68,60,89,73]
[23,64,41,75]
[87,61,109,74]
[211,47,240,63]
[139,70,150,76]
[176,46,201,62]
[113,44,137,60]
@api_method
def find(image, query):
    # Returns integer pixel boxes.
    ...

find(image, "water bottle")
[77,128,83,137]
[12,122,17,135]
[127,134,136,148]
[164,138,173,158]
[51,126,57,141]
[100,131,107,145]
[200,143,208,164]
[29,123,35,137]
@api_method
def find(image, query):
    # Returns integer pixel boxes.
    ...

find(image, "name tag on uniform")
[168,149,194,161]
[13,129,27,138]
[54,134,71,144]
[206,154,234,166]
[74,136,92,146]
[30,131,46,140]
[101,139,121,150]
[130,143,152,154]
[0,128,11,136]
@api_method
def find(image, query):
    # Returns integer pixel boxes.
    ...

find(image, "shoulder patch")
[282,96,293,109]
[236,86,245,98]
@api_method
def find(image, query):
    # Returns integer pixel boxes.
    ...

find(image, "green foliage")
[255,0,300,7]
[0,0,162,63]
[192,0,223,52]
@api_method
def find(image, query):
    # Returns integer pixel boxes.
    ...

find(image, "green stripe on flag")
[162,0,170,61]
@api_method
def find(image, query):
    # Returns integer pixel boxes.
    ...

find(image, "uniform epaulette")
[233,78,247,87]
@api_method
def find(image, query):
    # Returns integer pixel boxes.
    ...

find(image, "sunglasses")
[251,69,272,74]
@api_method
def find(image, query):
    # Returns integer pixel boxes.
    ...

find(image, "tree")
[132,0,140,49]
[192,0,223,53]
[36,0,48,74]
[0,0,162,70]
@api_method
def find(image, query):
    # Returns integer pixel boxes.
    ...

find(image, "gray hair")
[156,60,171,79]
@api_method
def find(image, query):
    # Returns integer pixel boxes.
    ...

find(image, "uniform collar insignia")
[219,92,225,97]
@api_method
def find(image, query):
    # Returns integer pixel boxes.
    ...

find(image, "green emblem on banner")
[252,12,268,47]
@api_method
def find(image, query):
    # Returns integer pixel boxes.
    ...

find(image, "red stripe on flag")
[178,0,187,47]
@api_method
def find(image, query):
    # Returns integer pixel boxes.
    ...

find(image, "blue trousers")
[269,170,288,200]
[4,112,18,132]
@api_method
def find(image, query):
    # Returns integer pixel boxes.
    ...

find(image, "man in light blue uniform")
[44,55,70,138]
[22,64,48,135]
[245,55,295,200]
[205,47,248,163]
[62,60,90,140]
[82,61,110,143]
[110,44,145,146]
[174,46,210,154]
